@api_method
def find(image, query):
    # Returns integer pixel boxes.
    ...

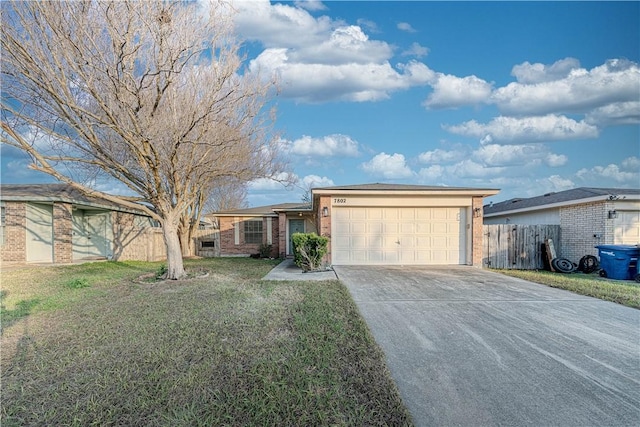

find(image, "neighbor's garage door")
[332,207,466,265]
[614,211,640,244]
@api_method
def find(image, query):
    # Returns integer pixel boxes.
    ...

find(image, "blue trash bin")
[595,245,639,280]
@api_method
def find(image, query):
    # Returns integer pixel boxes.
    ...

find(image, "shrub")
[258,243,273,258]
[291,233,329,272]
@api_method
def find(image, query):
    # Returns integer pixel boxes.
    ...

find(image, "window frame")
[243,219,263,244]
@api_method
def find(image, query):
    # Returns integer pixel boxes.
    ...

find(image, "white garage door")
[614,211,640,244]
[332,207,466,265]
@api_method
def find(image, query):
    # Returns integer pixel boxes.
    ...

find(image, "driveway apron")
[334,265,640,427]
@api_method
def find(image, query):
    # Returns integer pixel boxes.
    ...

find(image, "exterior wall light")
[608,210,618,219]
[322,207,329,217]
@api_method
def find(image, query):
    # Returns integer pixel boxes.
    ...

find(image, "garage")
[312,184,499,267]
[332,206,466,265]
[614,210,640,244]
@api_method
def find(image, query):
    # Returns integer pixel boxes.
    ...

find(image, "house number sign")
[333,198,347,204]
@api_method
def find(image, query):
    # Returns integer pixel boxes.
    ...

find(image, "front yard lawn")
[1,258,412,426]
[495,269,640,309]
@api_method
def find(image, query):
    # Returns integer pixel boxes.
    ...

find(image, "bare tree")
[177,177,247,257]
[1,1,288,278]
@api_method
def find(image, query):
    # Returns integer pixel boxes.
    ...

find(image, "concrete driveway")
[334,265,640,427]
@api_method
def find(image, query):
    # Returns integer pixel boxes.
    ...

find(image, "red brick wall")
[53,202,73,263]
[0,202,27,262]
[218,216,280,257]
[472,197,484,267]
[278,213,287,258]
[317,196,332,265]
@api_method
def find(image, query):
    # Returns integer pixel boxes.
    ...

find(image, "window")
[244,219,263,244]
[201,240,215,248]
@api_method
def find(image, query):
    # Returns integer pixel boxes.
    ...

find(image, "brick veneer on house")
[53,202,73,263]
[559,201,611,262]
[0,202,27,262]
[219,216,280,257]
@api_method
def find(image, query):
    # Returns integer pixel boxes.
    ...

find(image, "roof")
[0,183,148,215]
[312,182,499,197]
[209,202,311,217]
[484,187,640,215]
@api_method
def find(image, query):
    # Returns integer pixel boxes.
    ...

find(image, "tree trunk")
[162,221,186,280]
[178,216,193,257]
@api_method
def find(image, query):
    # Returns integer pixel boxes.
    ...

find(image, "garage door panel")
[332,206,466,265]
[614,211,640,244]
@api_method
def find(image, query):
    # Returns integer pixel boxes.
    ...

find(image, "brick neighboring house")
[207,183,499,266]
[1,183,165,264]
[483,187,640,263]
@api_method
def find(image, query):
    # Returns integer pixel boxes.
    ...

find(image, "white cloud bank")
[288,134,360,157]
[234,0,435,103]
[445,115,599,144]
[360,152,414,179]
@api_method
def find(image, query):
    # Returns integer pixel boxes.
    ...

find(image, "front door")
[289,219,305,255]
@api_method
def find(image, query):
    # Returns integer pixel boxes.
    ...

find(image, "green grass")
[1,258,412,426]
[495,269,640,308]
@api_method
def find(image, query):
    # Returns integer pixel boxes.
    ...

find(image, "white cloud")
[622,156,640,170]
[446,159,507,178]
[576,163,640,184]
[251,51,434,102]
[534,175,576,193]
[286,25,393,65]
[235,1,435,103]
[356,18,379,34]
[585,101,640,126]
[417,164,445,181]
[301,174,334,188]
[402,42,429,58]
[473,144,554,167]
[397,22,417,33]
[289,134,360,157]
[545,153,568,167]
[294,0,327,11]
[445,114,599,144]
[248,172,297,190]
[360,152,414,179]
[233,0,334,48]
[492,59,640,115]
[511,57,581,84]
[423,74,492,109]
[418,147,468,164]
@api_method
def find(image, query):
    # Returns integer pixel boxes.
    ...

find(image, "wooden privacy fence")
[483,224,561,270]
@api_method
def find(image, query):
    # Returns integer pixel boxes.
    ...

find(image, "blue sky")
[2,1,639,207]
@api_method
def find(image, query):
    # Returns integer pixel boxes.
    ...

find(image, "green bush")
[291,233,329,272]
[258,243,273,258]
[64,278,90,289]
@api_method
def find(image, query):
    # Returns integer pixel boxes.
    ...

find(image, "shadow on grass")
[1,291,41,334]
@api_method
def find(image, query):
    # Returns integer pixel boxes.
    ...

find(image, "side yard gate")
[483,224,561,270]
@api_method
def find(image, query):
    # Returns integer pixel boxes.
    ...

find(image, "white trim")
[314,189,498,197]
[266,217,272,244]
[234,217,239,245]
[484,194,640,217]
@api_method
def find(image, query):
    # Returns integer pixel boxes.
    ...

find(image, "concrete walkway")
[261,258,338,281]
[335,265,640,427]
